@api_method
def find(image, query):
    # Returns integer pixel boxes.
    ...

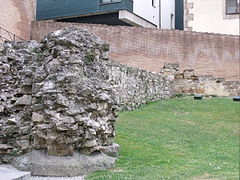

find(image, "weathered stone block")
[16,140,29,151]
[0,144,14,155]
[183,69,195,79]
[97,143,120,157]
[196,88,205,94]
[163,63,179,70]
[47,143,74,156]
[32,112,45,123]
[175,73,184,79]
[14,95,32,106]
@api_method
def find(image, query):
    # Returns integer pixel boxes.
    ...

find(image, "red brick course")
[31,21,240,81]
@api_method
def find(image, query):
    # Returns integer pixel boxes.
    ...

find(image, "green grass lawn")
[87,97,240,180]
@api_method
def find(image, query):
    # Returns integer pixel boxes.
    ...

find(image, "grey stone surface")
[29,27,118,156]
[0,165,31,180]
[96,143,120,157]
[12,150,116,177]
[0,165,85,180]
[0,28,119,163]
[105,61,174,111]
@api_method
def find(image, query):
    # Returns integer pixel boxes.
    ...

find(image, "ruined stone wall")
[0,27,239,167]
[31,21,240,81]
[0,28,116,163]
[0,0,36,40]
[174,71,240,97]
[0,41,37,163]
[105,61,173,111]
[161,63,240,97]
[0,27,173,164]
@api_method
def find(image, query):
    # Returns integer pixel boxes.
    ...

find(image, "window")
[101,0,121,4]
[152,0,156,7]
[226,0,240,14]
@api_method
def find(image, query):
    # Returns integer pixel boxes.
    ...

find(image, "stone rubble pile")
[0,28,120,165]
[29,28,118,156]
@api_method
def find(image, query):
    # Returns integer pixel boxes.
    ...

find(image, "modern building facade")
[160,0,175,29]
[36,0,176,29]
[184,0,240,35]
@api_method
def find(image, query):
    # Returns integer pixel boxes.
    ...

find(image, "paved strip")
[30,176,85,180]
[0,165,31,180]
[0,165,85,180]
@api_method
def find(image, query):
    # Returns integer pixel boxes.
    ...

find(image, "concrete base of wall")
[12,150,116,177]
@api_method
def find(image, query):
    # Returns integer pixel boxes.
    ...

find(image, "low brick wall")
[31,21,240,81]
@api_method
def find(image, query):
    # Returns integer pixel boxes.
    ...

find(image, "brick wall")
[31,21,240,81]
[0,0,36,40]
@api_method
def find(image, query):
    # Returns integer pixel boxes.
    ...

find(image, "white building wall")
[161,0,175,29]
[187,0,239,35]
[132,0,175,29]
[133,0,160,27]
